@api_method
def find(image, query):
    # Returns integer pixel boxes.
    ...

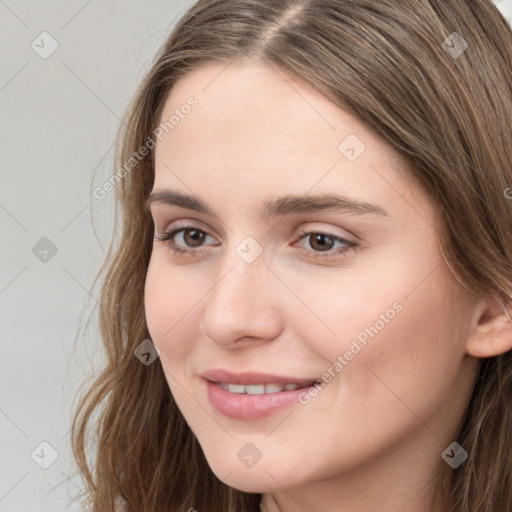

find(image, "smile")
[216,382,313,394]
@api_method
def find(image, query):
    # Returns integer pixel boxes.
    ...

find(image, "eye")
[293,230,357,259]
[155,225,217,257]
[154,224,357,259]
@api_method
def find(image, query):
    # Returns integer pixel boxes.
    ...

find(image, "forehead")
[157,59,398,162]
[152,60,434,226]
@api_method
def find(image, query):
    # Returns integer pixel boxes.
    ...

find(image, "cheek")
[144,262,170,340]
[286,268,406,365]
[333,279,463,425]
[300,260,458,404]
[143,257,199,361]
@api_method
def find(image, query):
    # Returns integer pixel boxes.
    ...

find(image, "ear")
[466,292,512,358]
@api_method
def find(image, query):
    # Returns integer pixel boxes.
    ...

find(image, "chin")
[204,455,303,494]
[220,471,284,494]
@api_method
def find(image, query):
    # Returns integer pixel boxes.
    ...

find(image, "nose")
[199,256,284,349]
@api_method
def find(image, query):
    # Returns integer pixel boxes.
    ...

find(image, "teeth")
[265,383,285,393]
[218,382,309,394]
[227,384,245,394]
[245,384,265,394]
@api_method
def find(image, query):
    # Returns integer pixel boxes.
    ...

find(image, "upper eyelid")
[158,219,353,236]
[152,214,210,232]
[149,206,363,236]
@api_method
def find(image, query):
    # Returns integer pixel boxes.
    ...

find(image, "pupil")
[311,234,333,251]
[185,230,204,247]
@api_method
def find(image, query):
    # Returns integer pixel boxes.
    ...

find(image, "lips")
[200,369,320,420]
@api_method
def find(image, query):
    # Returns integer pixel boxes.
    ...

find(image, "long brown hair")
[71,1,512,510]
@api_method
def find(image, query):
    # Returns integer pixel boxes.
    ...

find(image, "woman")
[72,1,512,511]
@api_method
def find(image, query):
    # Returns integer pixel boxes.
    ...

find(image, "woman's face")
[144,60,481,502]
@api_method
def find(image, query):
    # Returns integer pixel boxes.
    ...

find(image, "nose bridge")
[208,244,269,315]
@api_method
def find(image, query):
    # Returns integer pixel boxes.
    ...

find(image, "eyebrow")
[144,189,390,218]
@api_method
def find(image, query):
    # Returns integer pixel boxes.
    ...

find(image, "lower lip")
[205,380,313,420]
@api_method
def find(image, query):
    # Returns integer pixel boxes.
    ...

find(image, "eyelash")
[154,224,357,260]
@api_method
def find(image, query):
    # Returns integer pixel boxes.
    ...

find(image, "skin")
[144,59,512,512]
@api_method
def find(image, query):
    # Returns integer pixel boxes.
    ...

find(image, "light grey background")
[1,1,511,511]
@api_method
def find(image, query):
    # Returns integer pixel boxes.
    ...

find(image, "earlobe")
[466,292,512,358]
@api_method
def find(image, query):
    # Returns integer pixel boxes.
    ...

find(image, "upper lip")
[200,369,317,386]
